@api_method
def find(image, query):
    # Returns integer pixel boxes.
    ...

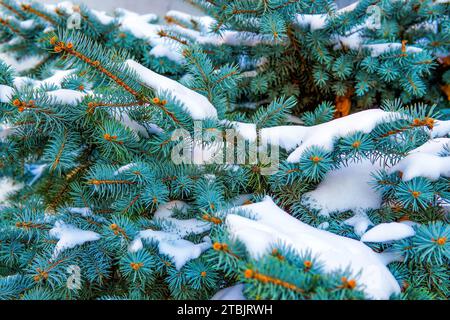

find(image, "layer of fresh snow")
[169,24,272,47]
[302,159,383,216]
[49,221,100,257]
[91,10,115,25]
[363,43,422,57]
[389,139,450,181]
[115,9,183,63]
[211,284,246,300]
[226,196,400,299]
[432,120,450,138]
[47,89,86,105]
[344,212,373,236]
[0,51,43,73]
[165,10,215,33]
[296,14,327,31]
[389,153,450,181]
[154,201,210,237]
[0,84,13,103]
[126,59,217,120]
[409,138,450,155]
[361,223,415,243]
[129,229,211,270]
[0,177,22,203]
[14,69,75,89]
[229,110,400,162]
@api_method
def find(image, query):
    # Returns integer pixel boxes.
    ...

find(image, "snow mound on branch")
[0,177,22,203]
[302,159,383,216]
[49,221,100,257]
[0,84,13,103]
[115,9,183,63]
[260,109,397,163]
[296,14,328,31]
[432,120,450,138]
[126,59,218,120]
[389,138,450,181]
[364,43,423,57]
[211,284,246,300]
[226,196,400,300]
[0,51,44,73]
[129,229,211,270]
[47,89,86,105]
[361,222,415,243]
[154,201,210,237]
[409,138,450,155]
[13,69,75,89]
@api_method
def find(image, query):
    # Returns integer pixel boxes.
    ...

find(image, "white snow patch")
[126,59,217,120]
[226,196,400,300]
[363,43,422,57]
[154,201,210,237]
[129,229,211,270]
[296,14,327,31]
[0,84,13,103]
[47,89,86,105]
[49,221,100,257]
[361,223,415,243]
[344,212,373,236]
[389,153,450,181]
[0,177,22,203]
[302,159,383,216]
[432,120,450,138]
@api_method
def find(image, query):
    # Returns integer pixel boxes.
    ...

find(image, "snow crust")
[302,159,383,215]
[361,222,415,243]
[129,229,211,270]
[226,196,400,300]
[47,89,86,105]
[296,14,328,31]
[229,110,399,163]
[0,84,13,103]
[49,221,100,257]
[153,201,210,237]
[389,138,450,181]
[432,120,450,138]
[0,177,22,203]
[126,59,218,120]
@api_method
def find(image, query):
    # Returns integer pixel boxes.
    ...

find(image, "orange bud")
[310,155,321,163]
[436,237,447,245]
[244,269,254,279]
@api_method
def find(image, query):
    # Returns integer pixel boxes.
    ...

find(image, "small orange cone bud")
[311,155,321,163]
[410,191,421,198]
[130,262,143,271]
[152,97,160,104]
[244,269,254,279]
[352,141,361,148]
[49,36,58,45]
[212,242,222,251]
